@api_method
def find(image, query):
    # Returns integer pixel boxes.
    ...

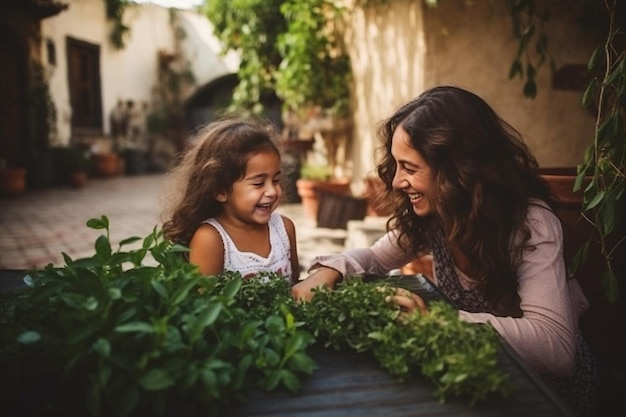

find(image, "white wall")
[41,0,238,146]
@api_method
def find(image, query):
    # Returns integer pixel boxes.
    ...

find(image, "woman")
[292,86,597,416]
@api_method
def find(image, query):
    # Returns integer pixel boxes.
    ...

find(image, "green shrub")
[0,216,511,416]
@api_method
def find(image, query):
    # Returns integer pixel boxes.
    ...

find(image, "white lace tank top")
[202,212,293,281]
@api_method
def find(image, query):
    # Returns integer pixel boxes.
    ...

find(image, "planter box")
[316,190,367,230]
[296,178,351,220]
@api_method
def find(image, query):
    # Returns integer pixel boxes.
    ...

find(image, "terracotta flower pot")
[1,167,27,197]
[296,178,351,220]
[68,171,87,188]
[92,153,118,178]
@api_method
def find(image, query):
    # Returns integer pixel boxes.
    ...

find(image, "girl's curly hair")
[161,116,282,246]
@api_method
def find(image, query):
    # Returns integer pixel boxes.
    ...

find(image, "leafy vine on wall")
[105,0,131,49]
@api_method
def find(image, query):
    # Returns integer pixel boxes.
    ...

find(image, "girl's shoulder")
[190,221,224,245]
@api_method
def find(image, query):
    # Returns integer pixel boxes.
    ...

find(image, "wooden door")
[66,37,102,134]
[0,38,25,166]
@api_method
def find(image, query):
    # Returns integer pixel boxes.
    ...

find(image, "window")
[46,39,56,66]
[66,37,102,132]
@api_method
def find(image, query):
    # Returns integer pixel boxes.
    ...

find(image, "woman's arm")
[459,206,580,377]
[291,230,416,301]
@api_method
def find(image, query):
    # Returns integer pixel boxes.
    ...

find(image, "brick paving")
[0,174,346,273]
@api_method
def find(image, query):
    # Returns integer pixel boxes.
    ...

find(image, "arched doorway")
[184,74,283,134]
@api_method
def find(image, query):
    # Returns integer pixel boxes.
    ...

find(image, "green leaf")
[603,269,619,304]
[284,332,307,357]
[223,276,243,299]
[93,338,111,357]
[523,78,537,99]
[17,331,41,344]
[597,199,616,235]
[142,233,155,249]
[167,243,190,253]
[200,368,219,398]
[87,215,109,230]
[95,235,112,259]
[582,78,599,109]
[605,59,624,85]
[115,322,154,333]
[171,278,200,306]
[138,368,175,391]
[280,369,300,392]
[108,287,122,300]
[571,240,590,274]
[151,281,169,300]
[587,44,603,70]
[585,190,605,210]
[508,59,522,79]
[197,303,223,329]
[119,236,141,246]
[288,351,317,374]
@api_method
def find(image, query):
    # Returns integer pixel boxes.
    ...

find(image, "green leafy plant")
[507,0,626,302]
[105,0,131,49]
[577,0,626,302]
[0,217,512,416]
[204,0,288,113]
[298,277,512,405]
[299,162,333,181]
[63,145,91,172]
[0,216,315,417]
[275,0,352,117]
[29,61,57,153]
[204,0,352,117]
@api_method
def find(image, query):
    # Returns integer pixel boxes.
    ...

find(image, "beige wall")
[346,0,602,187]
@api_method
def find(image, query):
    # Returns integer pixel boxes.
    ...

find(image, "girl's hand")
[291,267,341,302]
[386,287,428,317]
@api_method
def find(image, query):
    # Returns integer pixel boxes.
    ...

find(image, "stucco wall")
[347,0,427,185]
[41,1,238,146]
[347,0,602,185]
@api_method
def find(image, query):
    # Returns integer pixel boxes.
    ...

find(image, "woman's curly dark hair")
[375,86,557,315]
[161,116,281,246]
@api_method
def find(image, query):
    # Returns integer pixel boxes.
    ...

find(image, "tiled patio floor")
[0,173,346,272]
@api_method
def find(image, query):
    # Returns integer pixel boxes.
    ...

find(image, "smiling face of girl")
[216,150,283,226]
[390,126,435,217]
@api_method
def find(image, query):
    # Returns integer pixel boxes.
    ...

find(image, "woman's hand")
[386,287,428,317]
[291,267,342,302]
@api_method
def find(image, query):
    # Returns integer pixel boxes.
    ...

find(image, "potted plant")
[507,0,625,304]
[505,2,626,412]
[296,162,352,220]
[205,0,354,179]
[63,146,91,188]
[0,163,27,198]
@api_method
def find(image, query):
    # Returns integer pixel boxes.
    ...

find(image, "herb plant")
[298,277,512,405]
[0,216,315,417]
[0,216,511,416]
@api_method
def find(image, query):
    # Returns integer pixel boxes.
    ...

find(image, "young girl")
[162,117,300,283]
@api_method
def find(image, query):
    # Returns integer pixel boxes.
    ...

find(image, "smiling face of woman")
[390,126,435,217]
